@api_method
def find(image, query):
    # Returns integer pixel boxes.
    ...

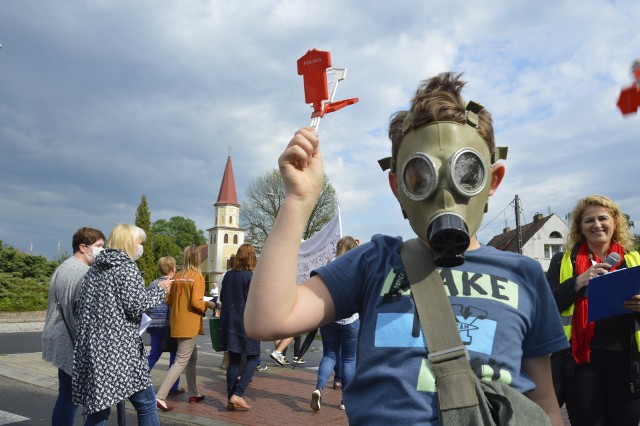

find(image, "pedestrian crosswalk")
[0,410,28,425]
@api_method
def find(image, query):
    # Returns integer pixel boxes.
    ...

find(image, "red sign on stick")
[297,49,332,113]
[297,49,359,131]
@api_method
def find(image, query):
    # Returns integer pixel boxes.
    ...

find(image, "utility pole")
[515,195,523,254]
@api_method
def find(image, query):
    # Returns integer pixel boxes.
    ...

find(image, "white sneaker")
[310,389,322,411]
[270,350,285,366]
[293,357,306,364]
[339,400,345,410]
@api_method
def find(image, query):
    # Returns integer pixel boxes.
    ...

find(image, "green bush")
[0,240,58,312]
[0,272,49,311]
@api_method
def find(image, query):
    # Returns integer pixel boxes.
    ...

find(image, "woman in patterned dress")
[73,224,171,425]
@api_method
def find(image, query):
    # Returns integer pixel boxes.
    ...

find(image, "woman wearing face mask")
[548,195,640,425]
[155,245,215,411]
[73,224,171,426]
[43,227,105,426]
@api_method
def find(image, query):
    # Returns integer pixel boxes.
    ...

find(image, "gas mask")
[379,102,507,267]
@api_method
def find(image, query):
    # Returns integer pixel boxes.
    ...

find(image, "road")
[0,323,324,425]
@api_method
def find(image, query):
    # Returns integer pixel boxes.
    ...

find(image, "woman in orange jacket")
[156,245,215,411]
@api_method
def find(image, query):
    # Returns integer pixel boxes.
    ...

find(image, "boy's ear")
[489,163,505,196]
[388,172,399,197]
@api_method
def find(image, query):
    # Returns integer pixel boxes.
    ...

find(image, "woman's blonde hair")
[336,236,359,257]
[107,224,146,259]
[566,194,634,252]
[181,245,201,272]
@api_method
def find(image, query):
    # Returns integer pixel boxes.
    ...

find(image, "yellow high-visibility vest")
[559,250,640,350]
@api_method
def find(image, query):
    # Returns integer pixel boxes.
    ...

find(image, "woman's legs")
[565,349,640,426]
[167,350,181,392]
[156,337,197,400]
[227,352,242,398]
[148,329,180,392]
[52,369,78,425]
[338,319,359,389]
[184,342,199,397]
[315,323,339,390]
[333,346,342,387]
[233,354,260,397]
[128,385,160,426]
[147,329,164,370]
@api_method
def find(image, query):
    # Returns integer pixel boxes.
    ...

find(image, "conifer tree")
[135,195,157,284]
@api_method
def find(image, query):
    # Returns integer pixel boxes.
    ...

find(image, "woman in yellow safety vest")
[547,194,640,426]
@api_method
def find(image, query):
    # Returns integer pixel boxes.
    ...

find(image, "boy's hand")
[278,127,324,204]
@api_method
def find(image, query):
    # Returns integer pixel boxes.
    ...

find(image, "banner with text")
[296,208,342,284]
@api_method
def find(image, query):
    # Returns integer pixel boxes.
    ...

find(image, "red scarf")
[571,241,624,364]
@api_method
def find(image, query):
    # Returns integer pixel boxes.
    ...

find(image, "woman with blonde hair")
[155,245,215,411]
[548,195,640,425]
[73,224,171,425]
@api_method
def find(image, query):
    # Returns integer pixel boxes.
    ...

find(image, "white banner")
[296,208,342,284]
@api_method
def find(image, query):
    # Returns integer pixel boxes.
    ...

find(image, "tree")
[240,169,339,251]
[151,216,206,262]
[135,195,157,285]
[0,240,57,311]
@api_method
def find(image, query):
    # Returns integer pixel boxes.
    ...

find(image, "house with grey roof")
[486,213,569,272]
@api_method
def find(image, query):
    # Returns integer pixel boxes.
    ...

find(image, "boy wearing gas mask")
[246,72,568,424]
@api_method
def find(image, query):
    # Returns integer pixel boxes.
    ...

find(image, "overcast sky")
[1,0,639,258]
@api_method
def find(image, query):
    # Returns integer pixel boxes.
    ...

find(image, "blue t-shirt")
[313,235,568,425]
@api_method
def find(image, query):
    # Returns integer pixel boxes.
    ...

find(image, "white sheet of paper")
[203,296,213,301]
[139,313,152,336]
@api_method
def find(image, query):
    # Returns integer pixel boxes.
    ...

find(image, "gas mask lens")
[450,149,487,196]
[400,153,437,201]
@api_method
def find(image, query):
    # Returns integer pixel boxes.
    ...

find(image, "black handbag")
[400,239,551,425]
[160,308,178,353]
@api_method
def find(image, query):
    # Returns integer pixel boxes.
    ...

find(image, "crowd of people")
[40,71,640,425]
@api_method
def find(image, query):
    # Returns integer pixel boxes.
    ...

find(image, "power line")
[477,198,516,242]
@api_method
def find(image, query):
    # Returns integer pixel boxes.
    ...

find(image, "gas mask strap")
[464,100,483,128]
[378,157,392,171]
[401,112,414,134]
[491,146,509,164]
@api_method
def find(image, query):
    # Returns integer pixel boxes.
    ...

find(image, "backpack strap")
[400,239,479,410]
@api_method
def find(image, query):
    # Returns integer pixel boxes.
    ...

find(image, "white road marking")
[0,410,29,425]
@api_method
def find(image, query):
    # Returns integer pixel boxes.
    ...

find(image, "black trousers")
[564,349,640,426]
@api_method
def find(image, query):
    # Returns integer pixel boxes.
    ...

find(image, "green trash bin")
[209,317,224,352]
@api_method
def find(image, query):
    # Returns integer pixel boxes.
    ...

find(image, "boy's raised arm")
[245,128,335,340]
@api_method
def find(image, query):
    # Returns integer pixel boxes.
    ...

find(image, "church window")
[224,234,229,243]
[233,235,238,244]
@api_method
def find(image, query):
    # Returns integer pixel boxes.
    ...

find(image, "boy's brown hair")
[387,72,495,172]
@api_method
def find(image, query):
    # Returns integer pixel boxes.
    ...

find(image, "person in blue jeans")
[147,256,182,395]
[42,227,106,425]
[310,236,360,412]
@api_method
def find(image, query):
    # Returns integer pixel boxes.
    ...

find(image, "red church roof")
[216,156,239,206]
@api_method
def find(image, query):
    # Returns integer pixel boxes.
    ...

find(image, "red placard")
[297,49,332,112]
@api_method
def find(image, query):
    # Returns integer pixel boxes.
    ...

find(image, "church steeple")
[216,156,239,206]
[206,154,244,285]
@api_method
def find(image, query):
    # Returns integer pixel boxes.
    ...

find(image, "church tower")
[207,155,244,284]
